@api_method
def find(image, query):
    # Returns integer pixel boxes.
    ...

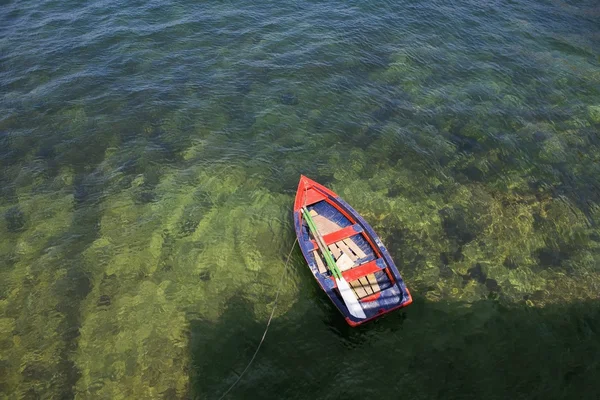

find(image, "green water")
[1,0,600,398]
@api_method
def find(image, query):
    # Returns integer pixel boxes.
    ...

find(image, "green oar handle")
[302,207,342,280]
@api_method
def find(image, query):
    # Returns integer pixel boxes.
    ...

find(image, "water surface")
[1,0,600,399]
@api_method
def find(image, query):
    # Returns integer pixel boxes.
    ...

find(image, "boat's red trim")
[342,259,384,282]
[294,175,337,211]
[310,224,361,248]
[304,188,326,207]
[323,224,361,244]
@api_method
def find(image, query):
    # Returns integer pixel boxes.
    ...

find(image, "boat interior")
[306,200,394,301]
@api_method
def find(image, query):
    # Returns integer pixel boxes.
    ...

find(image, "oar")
[301,207,366,319]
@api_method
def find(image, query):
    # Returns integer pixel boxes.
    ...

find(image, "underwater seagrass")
[72,165,299,398]
[0,171,80,398]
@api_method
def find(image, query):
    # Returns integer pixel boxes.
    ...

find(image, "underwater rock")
[97,295,111,307]
[439,207,476,246]
[485,278,500,292]
[36,142,56,159]
[372,101,397,122]
[22,362,51,382]
[523,290,546,302]
[449,133,481,153]
[439,252,449,265]
[503,256,519,270]
[532,131,548,142]
[199,270,211,282]
[279,92,299,106]
[438,252,454,278]
[61,326,81,342]
[4,206,25,232]
[161,388,178,399]
[439,263,454,279]
[178,218,199,237]
[460,165,485,182]
[73,181,89,205]
[135,190,156,204]
[452,247,464,262]
[536,247,567,268]
[466,263,487,284]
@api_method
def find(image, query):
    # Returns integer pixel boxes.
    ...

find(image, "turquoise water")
[1,0,600,398]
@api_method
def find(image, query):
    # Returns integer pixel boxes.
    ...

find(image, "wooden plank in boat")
[310,210,374,296]
[365,273,380,293]
[350,280,368,299]
[335,253,367,298]
[336,240,358,261]
[334,253,366,298]
[329,244,342,259]
[336,253,354,271]
[337,246,372,297]
[313,251,327,274]
[313,215,340,235]
[359,277,374,294]
[343,238,367,259]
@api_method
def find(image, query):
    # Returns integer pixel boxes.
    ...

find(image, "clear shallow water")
[1,0,600,398]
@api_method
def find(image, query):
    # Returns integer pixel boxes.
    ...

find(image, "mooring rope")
[217,237,298,400]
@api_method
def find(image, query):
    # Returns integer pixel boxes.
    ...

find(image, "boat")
[293,175,412,326]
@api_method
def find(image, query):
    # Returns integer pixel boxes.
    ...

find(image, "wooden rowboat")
[294,175,412,326]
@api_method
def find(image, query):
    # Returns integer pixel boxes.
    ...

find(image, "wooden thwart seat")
[322,224,362,245]
[340,259,385,282]
[335,254,382,299]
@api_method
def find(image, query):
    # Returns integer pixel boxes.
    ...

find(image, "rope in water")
[216,237,298,400]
